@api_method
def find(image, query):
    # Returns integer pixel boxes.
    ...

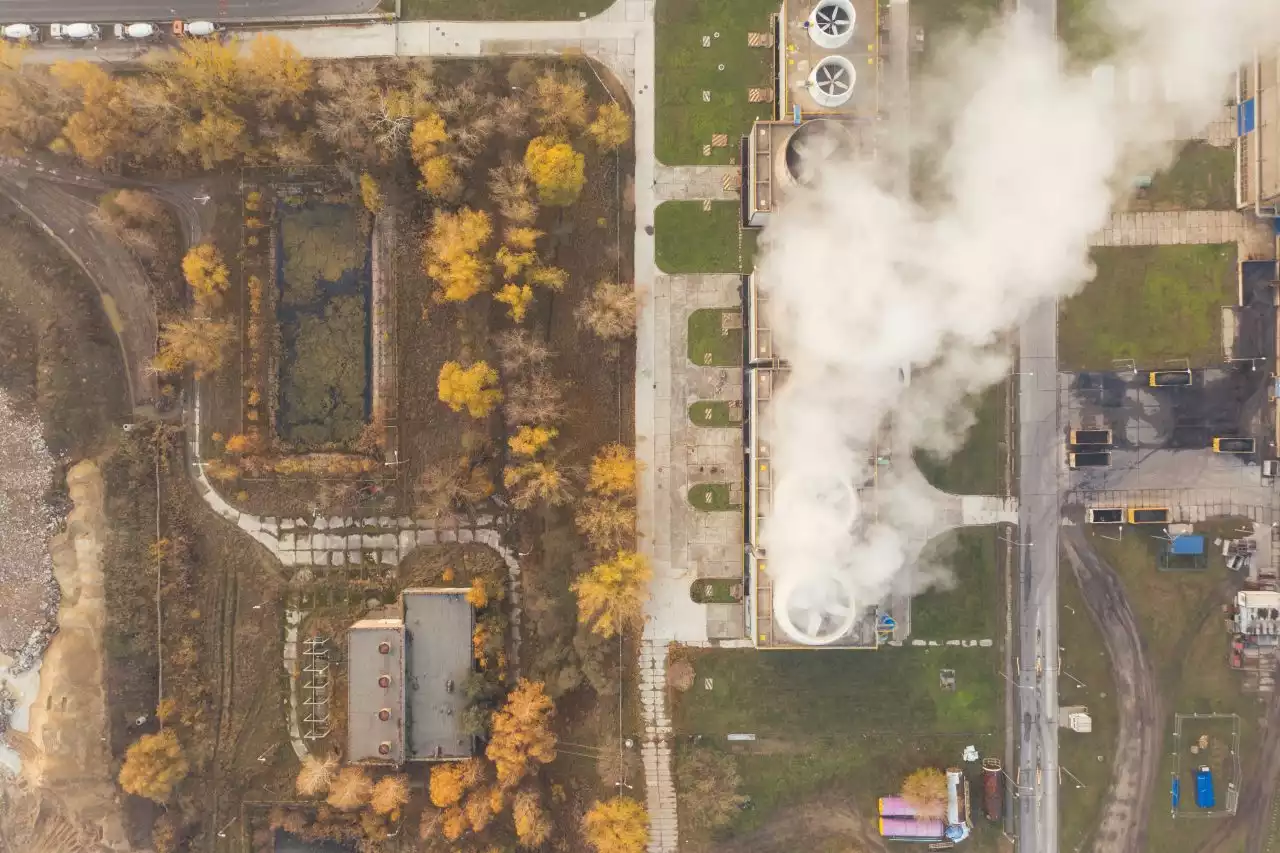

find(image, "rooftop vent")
[378,675,391,688]
[377,642,391,654]
[807,56,857,108]
[808,0,855,49]
[378,742,391,755]
[378,708,391,722]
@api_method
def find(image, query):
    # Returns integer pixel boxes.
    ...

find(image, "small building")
[346,588,474,765]
[1235,589,1280,643]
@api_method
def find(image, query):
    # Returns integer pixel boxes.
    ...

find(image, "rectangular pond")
[276,203,372,449]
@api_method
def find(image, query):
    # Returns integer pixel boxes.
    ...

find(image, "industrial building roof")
[346,619,406,764]
[403,589,474,761]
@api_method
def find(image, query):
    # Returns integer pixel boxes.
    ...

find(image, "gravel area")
[0,389,58,671]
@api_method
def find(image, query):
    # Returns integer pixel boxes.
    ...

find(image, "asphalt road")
[0,0,377,24]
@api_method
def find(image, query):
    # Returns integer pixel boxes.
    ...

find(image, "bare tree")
[576,281,638,341]
[496,329,553,375]
[505,369,567,427]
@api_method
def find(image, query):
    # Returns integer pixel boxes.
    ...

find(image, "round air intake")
[784,119,857,184]
[773,571,859,646]
[807,55,857,109]
[808,0,855,49]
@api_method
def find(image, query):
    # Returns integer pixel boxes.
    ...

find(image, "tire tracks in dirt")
[206,561,238,850]
[1062,528,1162,853]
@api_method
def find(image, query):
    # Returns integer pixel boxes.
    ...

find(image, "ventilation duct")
[807,0,855,49]
[807,55,857,109]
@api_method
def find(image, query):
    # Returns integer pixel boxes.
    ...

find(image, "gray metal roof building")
[345,589,474,765]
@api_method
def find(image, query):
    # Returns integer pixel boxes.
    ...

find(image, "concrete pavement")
[1092,209,1275,258]
[0,0,379,24]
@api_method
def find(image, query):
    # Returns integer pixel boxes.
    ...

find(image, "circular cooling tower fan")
[808,0,856,49]
[774,572,859,646]
[784,119,858,184]
[807,55,857,109]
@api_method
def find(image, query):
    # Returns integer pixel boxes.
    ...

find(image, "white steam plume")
[758,0,1280,637]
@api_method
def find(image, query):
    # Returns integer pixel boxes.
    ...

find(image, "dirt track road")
[1062,528,1162,853]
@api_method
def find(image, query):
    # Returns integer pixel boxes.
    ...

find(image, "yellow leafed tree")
[326,766,373,811]
[359,172,383,213]
[901,768,948,818]
[438,361,502,418]
[588,102,632,150]
[531,71,588,133]
[504,226,543,251]
[430,762,468,808]
[424,207,492,302]
[176,108,247,171]
[49,61,136,168]
[118,729,190,803]
[513,788,552,847]
[169,40,243,105]
[588,443,637,496]
[575,495,637,553]
[182,244,230,305]
[243,34,312,111]
[370,774,411,815]
[419,154,461,199]
[509,425,557,457]
[583,797,649,853]
[571,551,652,639]
[503,460,572,510]
[496,245,538,279]
[154,318,235,378]
[496,283,535,323]
[410,111,448,164]
[485,679,557,788]
[524,136,585,206]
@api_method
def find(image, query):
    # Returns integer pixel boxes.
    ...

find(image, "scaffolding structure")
[302,636,331,740]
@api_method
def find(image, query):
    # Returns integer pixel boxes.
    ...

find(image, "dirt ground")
[701,796,888,853]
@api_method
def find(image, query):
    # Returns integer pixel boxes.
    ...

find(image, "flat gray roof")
[346,620,405,764]
[403,589,474,760]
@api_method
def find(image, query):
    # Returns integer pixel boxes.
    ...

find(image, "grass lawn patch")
[688,482,740,511]
[656,201,755,273]
[690,577,742,603]
[915,382,1006,495]
[911,528,1002,639]
[1057,561,1121,852]
[1129,142,1237,212]
[1058,0,1115,63]
[689,399,742,427]
[672,648,1004,850]
[398,0,612,20]
[1059,243,1237,371]
[656,0,778,165]
[687,308,743,367]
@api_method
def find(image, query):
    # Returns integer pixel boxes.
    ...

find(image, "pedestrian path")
[1091,210,1275,259]
[639,639,677,853]
[654,165,740,202]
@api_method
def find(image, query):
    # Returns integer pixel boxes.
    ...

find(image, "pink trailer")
[878,797,919,817]
[878,817,946,840]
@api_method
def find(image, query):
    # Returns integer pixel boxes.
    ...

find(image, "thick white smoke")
[758,0,1280,636]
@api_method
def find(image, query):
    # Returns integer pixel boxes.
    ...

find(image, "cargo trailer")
[1070,429,1112,446]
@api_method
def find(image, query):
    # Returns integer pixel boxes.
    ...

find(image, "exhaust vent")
[807,56,857,108]
[808,0,855,49]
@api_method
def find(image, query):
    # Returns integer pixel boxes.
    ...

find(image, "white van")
[50,23,101,41]
[114,22,158,39]
[1,23,40,41]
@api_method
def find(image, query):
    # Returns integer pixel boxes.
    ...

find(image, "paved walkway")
[1091,210,1276,259]
[654,166,740,203]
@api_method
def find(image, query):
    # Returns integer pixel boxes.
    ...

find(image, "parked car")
[1,23,40,42]
[172,20,219,37]
[50,23,102,40]
[114,22,158,39]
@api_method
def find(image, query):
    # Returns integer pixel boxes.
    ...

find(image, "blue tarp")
[1171,535,1206,556]
[1172,778,1181,808]
[1240,98,1257,135]
[1195,768,1216,809]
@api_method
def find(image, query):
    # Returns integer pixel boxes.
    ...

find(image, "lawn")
[689,400,741,427]
[915,382,1006,495]
[655,0,778,165]
[911,528,1002,639]
[656,201,755,274]
[687,308,743,367]
[1129,142,1237,212]
[688,482,740,511]
[397,0,611,20]
[1058,243,1237,371]
[1058,0,1115,63]
[672,648,1005,850]
[1086,526,1257,853]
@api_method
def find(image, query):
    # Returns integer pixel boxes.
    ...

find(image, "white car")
[114,22,158,40]
[1,23,40,41]
[50,23,101,41]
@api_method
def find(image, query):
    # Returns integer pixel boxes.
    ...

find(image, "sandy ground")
[20,460,130,850]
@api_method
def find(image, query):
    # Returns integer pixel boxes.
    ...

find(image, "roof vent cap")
[808,0,855,49]
[378,675,391,688]
[377,642,391,654]
[378,709,391,722]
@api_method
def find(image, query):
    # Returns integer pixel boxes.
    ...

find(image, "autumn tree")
[572,551,652,639]
[359,172,383,213]
[410,110,448,165]
[118,729,190,802]
[496,283,536,323]
[588,101,631,150]
[504,460,573,510]
[489,161,537,224]
[182,244,230,305]
[242,34,312,115]
[296,754,339,797]
[167,40,242,106]
[94,190,169,260]
[429,762,468,809]
[524,136,585,206]
[583,797,649,853]
[154,318,235,378]
[486,679,557,788]
[420,154,462,199]
[424,207,492,302]
[901,768,948,818]
[438,361,502,418]
[577,280,638,340]
[327,766,373,811]
[50,61,136,168]
[513,788,552,848]
[675,747,747,831]
[531,71,588,133]
[509,425,557,457]
[415,455,495,519]
[575,495,636,553]
[505,370,566,428]
[589,444,637,496]
[370,774,411,816]
[176,108,248,171]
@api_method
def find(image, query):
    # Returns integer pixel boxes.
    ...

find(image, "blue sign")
[878,614,897,630]
[1240,98,1256,135]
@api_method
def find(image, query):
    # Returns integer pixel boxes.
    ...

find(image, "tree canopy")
[524,136,585,206]
[118,729,190,802]
[583,797,649,853]
[438,360,503,418]
[572,551,652,638]
[486,679,557,788]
